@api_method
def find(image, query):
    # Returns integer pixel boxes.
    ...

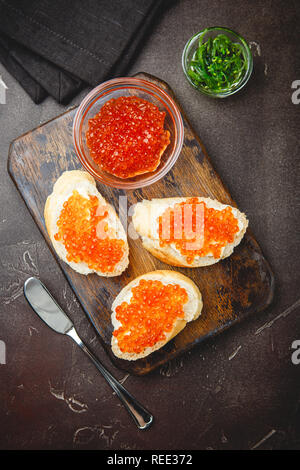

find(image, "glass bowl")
[73,77,184,189]
[182,27,253,98]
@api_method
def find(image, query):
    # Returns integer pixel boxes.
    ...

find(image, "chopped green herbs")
[187,32,248,92]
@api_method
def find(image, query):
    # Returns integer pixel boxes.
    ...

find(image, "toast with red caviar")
[132,197,248,268]
[44,170,129,276]
[111,270,203,360]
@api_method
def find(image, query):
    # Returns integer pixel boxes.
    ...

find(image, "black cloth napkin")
[0,0,167,104]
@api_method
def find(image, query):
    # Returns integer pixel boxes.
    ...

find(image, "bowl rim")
[182,26,253,98]
[73,77,184,189]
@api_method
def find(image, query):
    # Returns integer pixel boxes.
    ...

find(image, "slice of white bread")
[111,270,203,360]
[132,197,248,268]
[44,170,129,276]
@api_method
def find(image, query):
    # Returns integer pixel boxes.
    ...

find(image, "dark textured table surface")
[0,0,299,450]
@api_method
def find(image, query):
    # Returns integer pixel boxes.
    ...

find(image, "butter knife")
[24,277,153,430]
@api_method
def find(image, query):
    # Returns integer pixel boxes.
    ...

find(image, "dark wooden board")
[8,73,274,375]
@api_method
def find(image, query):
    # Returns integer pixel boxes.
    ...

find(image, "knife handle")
[66,327,153,430]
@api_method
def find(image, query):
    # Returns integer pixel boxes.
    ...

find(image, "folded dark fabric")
[0,32,84,103]
[0,0,166,104]
[0,33,47,103]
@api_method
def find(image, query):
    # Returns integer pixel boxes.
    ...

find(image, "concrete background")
[0,0,299,450]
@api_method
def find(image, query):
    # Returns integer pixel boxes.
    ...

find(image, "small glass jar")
[182,27,253,98]
[73,77,184,189]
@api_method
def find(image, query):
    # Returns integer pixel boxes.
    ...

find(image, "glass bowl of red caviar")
[73,77,184,189]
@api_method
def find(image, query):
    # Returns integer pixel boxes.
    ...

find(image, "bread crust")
[44,170,129,277]
[111,270,203,360]
[132,197,248,267]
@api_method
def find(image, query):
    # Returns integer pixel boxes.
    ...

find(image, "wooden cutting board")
[8,72,274,375]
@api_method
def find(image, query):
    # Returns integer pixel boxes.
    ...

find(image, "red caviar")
[158,198,239,263]
[54,190,124,272]
[86,96,170,179]
[113,279,188,354]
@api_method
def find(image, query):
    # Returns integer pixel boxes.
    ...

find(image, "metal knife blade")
[24,277,73,334]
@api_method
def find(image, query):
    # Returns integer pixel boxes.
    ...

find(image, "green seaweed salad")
[187,33,248,93]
